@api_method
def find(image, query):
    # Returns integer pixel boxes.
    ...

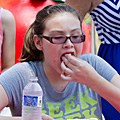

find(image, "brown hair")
[19,3,81,62]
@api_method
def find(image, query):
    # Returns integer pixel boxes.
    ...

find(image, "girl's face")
[38,12,83,74]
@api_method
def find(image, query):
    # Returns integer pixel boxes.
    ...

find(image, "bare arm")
[0,84,9,111]
[65,0,92,20]
[86,73,120,112]
[1,9,16,73]
[65,0,104,21]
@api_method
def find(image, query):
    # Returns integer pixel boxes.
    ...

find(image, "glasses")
[39,34,85,44]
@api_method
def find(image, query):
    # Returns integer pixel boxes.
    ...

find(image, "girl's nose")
[62,39,74,49]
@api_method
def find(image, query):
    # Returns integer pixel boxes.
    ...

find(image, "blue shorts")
[98,43,120,120]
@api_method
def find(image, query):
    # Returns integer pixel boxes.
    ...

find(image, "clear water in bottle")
[22,76,43,120]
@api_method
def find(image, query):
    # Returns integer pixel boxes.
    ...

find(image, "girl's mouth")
[60,52,74,62]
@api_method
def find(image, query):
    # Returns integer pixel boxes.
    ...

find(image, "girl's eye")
[53,36,65,40]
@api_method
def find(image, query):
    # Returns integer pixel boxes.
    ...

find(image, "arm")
[0,84,9,111]
[90,73,120,112]
[1,9,16,73]
[65,0,92,21]
[61,54,120,112]
[65,0,104,20]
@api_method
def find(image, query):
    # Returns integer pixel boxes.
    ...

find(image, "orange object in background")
[0,0,91,64]
[82,21,91,54]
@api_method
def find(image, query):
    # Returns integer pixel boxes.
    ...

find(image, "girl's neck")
[42,62,69,92]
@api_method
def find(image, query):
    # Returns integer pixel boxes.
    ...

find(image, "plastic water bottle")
[22,76,43,120]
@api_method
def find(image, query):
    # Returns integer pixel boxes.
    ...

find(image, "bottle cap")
[29,76,38,82]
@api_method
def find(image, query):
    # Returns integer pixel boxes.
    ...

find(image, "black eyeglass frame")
[39,34,85,44]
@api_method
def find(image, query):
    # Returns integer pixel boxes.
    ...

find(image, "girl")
[0,4,120,120]
[65,0,120,119]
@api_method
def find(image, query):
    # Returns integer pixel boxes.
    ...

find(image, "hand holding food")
[61,54,99,86]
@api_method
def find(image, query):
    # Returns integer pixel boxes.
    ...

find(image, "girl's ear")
[33,35,43,50]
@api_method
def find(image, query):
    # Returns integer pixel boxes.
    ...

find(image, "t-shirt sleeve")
[81,53,117,82]
[0,62,29,107]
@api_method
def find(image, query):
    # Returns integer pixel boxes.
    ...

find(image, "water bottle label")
[24,95,42,107]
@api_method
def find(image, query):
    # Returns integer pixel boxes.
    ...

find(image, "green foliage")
[84,13,91,26]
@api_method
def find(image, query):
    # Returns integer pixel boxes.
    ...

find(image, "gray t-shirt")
[0,53,117,120]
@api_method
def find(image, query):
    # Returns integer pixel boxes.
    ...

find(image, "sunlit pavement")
[0,107,12,116]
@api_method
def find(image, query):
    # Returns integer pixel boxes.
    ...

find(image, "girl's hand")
[61,54,98,86]
[41,113,55,120]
